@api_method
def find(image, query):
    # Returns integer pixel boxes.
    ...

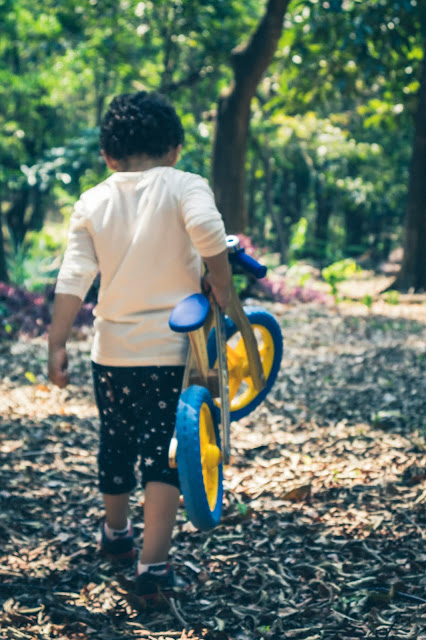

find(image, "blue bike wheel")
[208,307,283,422]
[176,385,223,530]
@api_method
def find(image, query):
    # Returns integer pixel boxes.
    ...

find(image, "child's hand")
[202,249,232,312]
[48,346,70,388]
[202,273,230,311]
[48,293,83,388]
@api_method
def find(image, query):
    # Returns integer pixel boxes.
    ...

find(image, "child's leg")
[136,365,184,566]
[140,481,180,564]
[92,363,139,539]
[103,492,131,530]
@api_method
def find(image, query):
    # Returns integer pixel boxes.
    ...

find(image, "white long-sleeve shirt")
[55,167,227,366]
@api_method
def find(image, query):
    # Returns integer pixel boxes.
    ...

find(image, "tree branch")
[162,66,214,93]
[231,0,290,93]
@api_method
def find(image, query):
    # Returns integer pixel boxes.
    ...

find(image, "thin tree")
[0,204,8,283]
[212,0,289,233]
[392,39,426,292]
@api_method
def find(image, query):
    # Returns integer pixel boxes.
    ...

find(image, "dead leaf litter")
[1,295,425,639]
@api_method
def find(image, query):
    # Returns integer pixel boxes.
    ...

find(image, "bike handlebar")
[229,249,267,279]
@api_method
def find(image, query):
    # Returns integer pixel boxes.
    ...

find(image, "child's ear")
[101,150,120,171]
[168,145,182,167]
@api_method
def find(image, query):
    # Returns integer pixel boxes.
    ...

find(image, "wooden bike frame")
[168,276,266,468]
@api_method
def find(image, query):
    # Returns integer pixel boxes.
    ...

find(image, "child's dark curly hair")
[100,91,184,160]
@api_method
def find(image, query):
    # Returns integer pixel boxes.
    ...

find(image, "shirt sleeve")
[180,174,227,257]
[55,199,99,300]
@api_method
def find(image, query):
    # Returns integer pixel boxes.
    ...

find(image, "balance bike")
[168,236,283,530]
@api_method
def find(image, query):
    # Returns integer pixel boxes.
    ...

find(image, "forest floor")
[0,272,426,640]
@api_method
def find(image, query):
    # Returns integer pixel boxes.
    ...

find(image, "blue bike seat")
[169,293,210,333]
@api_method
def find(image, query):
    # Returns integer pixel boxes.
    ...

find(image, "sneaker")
[135,563,190,606]
[98,521,137,562]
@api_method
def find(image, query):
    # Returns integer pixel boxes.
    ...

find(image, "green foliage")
[232,274,249,297]
[7,226,65,290]
[289,216,308,259]
[0,0,423,285]
[248,109,407,262]
[322,258,360,302]
[285,264,313,288]
[361,294,374,309]
[245,0,425,263]
[282,0,425,118]
[21,128,103,195]
[384,289,400,305]
[236,502,249,517]
[0,0,264,279]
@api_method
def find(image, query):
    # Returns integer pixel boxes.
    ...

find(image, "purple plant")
[0,282,94,341]
[257,277,327,304]
[0,234,326,342]
[236,235,327,305]
[237,234,267,257]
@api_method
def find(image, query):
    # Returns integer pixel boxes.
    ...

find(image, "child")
[48,91,231,603]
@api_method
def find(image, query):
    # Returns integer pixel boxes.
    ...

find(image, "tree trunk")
[212,0,289,233]
[393,40,426,292]
[6,187,30,251]
[264,155,287,264]
[247,153,258,231]
[0,202,9,283]
[344,206,365,257]
[313,174,332,259]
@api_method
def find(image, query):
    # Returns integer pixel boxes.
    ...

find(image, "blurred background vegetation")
[0,0,425,299]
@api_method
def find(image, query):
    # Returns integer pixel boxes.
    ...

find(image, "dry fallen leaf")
[282,483,312,502]
[1,288,425,639]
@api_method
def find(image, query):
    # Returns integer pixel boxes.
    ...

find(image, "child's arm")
[49,198,98,388]
[180,173,231,309]
[48,293,83,388]
[203,249,232,311]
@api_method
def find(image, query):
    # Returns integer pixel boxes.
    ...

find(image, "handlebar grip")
[230,250,267,279]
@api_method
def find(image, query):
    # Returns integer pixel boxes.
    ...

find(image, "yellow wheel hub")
[199,403,221,510]
[216,324,275,412]
[204,443,222,468]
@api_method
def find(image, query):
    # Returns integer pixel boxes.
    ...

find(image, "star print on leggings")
[92,363,184,493]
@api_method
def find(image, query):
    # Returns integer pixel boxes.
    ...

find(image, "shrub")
[237,234,327,305]
[0,283,94,341]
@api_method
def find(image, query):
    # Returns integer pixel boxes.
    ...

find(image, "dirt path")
[0,295,425,640]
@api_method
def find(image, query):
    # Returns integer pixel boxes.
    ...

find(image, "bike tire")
[208,307,283,422]
[176,385,223,530]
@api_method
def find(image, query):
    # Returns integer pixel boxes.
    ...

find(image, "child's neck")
[114,152,174,172]
[117,156,161,172]
[103,147,181,173]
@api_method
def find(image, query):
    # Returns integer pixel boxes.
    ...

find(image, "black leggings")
[92,363,184,494]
